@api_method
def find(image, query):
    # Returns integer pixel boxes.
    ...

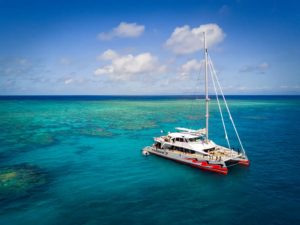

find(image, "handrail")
[168,149,225,162]
[167,148,243,162]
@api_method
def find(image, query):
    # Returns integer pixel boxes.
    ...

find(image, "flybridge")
[175,127,206,135]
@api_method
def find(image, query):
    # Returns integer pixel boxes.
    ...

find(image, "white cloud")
[161,59,205,87]
[97,49,119,60]
[162,73,190,87]
[237,86,272,91]
[57,73,75,84]
[176,73,189,81]
[240,62,270,73]
[257,62,270,69]
[94,50,166,80]
[64,78,73,85]
[98,22,145,40]
[164,24,226,54]
[179,59,205,73]
[280,85,300,89]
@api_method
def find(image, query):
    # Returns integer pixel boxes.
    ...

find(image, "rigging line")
[186,57,204,130]
[226,163,240,168]
[187,61,203,129]
[208,54,247,156]
[208,57,231,149]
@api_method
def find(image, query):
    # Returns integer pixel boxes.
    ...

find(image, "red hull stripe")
[238,162,250,166]
[151,152,228,175]
[238,160,250,167]
[183,158,228,172]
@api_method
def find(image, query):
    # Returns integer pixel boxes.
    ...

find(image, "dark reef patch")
[79,128,114,137]
[158,118,179,123]
[0,163,46,197]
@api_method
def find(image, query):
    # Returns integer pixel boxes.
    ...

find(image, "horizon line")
[0,94,300,96]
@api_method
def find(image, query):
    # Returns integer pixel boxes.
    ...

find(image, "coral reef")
[0,164,46,196]
[110,121,159,130]
[80,128,114,137]
[159,118,179,123]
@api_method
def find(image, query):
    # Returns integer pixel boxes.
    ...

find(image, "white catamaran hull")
[143,146,231,174]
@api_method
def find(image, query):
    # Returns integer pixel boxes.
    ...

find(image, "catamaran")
[142,32,249,175]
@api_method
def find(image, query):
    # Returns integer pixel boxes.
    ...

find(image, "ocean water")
[0,95,299,225]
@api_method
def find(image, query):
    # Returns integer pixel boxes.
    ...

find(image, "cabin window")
[189,137,204,142]
[203,148,215,152]
[175,138,185,142]
[190,150,195,154]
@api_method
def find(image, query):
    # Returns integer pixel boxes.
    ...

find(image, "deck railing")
[167,148,243,162]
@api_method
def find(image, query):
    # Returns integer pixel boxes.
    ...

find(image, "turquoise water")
[0,96,299,225]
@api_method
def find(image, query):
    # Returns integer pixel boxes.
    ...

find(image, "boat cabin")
[154,128,217,156]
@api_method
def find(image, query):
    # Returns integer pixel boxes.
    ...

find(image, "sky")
[0,0,299,95]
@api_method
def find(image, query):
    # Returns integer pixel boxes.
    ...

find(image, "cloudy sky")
[0,0,299,95]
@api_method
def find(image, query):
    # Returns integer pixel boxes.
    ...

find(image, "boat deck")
[167,147,242,162]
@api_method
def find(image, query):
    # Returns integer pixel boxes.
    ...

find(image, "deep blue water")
[0,95,299,225]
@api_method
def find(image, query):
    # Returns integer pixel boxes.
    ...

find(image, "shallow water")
[0,96,299,225]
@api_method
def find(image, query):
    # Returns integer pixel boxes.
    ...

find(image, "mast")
[204,32,209,142]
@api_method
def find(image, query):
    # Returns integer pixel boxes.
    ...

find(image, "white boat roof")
[175,127,206,135]
[154,134,217,153]
[168,132,201,139]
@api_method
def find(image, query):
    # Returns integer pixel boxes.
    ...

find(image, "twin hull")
[143,146,229,175]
